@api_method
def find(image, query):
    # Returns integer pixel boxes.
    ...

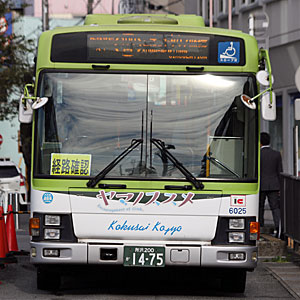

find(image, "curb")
[258,234,287,258]
[265,263,300,299]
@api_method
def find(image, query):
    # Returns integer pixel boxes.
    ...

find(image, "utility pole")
[42,0,49,31]
[209,0,213,27]
[88,0,94,14]
[228,0,232,30]
[112,0,115,14]
[248,14,254,36]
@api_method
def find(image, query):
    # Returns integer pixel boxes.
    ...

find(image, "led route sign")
[87,32,210,64]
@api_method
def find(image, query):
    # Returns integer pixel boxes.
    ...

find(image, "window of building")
[290,93,300,175]
[241,0,258,4]
[240,0,259,12]
[219,0,224,13]
[269,95,283,154]
[198,0,203,16]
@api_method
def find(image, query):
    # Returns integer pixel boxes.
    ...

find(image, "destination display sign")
[87,32,210,64]
[51,31,245,66]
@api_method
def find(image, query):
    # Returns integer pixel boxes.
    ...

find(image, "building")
[186,0,300,175]
[24,0,119,17]
[2,0,297,177]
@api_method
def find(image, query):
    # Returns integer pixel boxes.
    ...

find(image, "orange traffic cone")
[0,206,8,265]
[0,206,8,254]
[0,205,17,264]
[5,204,18,253]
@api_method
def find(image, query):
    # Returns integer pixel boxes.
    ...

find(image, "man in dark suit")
[259,132,283,237]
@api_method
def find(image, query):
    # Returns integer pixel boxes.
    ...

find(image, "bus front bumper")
[30,242,258,269]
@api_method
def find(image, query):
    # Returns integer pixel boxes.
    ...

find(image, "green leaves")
[0,0,34,120]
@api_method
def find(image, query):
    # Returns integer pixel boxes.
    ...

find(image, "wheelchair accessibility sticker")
[218,41,240,64]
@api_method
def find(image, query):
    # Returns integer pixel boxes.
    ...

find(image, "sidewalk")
[260,207,300,298]
[264,262,300,299]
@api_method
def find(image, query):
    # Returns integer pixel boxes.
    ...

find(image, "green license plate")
[124,246,165,267]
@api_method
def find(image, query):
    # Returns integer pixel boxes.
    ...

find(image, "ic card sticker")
[230,195,246,207]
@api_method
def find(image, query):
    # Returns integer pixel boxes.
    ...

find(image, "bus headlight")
[44,228,60,240]
[228,232,245,243]
[45,215,61,226]
[32,213,77,243]
[229,218,245,230]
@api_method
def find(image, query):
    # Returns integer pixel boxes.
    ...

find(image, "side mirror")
[18,95,33,124]
[257,49,276,120]
[31,97,48,109]
[261,91,276,121]
[256,70,274,86]
[240,87,272,110]
[295,98,300,120]
[18,83,50,124]
[240,94,256,109]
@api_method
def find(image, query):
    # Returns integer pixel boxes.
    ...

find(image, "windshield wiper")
[86,139,143,188]
[151,138,204,190]
[207,156,240,178]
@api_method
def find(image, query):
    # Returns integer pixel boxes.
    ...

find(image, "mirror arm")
[23,83,36,100]
[22,84,35,110]
[259,49,273,105]
[23,83,48,110]
[21,95,27,109]
[251,87,272,102]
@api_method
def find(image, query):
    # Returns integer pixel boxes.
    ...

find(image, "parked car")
[19,172,28,206]
[0,159,28,209]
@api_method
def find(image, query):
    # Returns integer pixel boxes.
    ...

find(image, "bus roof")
[36,14,259,73]
[48,14,246,37]
[84,14,206,27]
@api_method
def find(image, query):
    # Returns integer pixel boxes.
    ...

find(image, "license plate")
[123,246,165,267]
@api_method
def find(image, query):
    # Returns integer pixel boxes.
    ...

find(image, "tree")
[0,0,35,121]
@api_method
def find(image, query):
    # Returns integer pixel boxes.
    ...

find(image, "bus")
[20,14,275,292]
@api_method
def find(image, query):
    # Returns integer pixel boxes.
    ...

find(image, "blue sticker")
[218,41,240,64]
[42,192,53,204]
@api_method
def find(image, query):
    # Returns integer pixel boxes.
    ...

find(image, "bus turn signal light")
[250,222,260,240]
[29,217,40,236]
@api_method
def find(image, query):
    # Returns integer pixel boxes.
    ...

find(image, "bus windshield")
[34,72,257,181]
